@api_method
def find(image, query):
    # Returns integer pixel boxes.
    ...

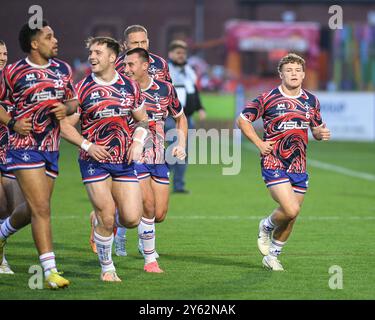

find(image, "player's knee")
[143,199,155,217]
[0,203,8,219]
[124,216,141,228]
[99,214,115,231]
[30,202,51,218]
[155,207,168,223]
[283,203,300,220]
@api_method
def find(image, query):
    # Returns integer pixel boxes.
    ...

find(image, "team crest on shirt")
[119,88,128,97]
[90,91,100,100]
[153,93,161,103]
[25,73,37,87]
[148,65,157,75]
[54,70,65,79]
[276,103,286,110]
[21,152,30,162]
[88,164,95,176]
[26,73,37,81]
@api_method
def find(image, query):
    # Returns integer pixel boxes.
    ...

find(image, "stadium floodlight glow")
[368,11,375,26]
[281,11,296,23]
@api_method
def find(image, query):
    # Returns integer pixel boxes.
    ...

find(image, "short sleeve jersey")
[240,86,323,173]
[141,78,183,164]
[0,69,12,164]
[0,57,76,152]
[76,72,145,164]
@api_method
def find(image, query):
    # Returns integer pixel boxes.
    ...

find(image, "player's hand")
[172,145,186,160]
[257,140,276,156]
[51,102,67,120]
[13,118,32,136]
[319,123,331,141]
[88,144,111,161]
[127,140,143,164]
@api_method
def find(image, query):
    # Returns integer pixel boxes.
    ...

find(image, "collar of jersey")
[278,85,303,99]
[141,77,154,92]
[92,71,119,86]
[25,57,51,69]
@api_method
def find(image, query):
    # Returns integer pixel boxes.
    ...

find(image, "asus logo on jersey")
[276,103,286,110]
[148,112,163,122]
[31,90,65,102]
[278,121,309,130]
[94,108,130,119]
[26,74,37,81]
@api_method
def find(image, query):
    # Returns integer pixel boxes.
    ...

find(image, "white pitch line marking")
[53,215,375,221]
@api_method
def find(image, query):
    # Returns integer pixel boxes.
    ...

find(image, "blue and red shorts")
[7,150,59,179]
[79,159,138,184]
[0,162,16,180]
[261,169,309,194]
[135,163,170,185]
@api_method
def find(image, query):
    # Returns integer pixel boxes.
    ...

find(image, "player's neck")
[139,75,153,91]
[96,68,117,83]
[27,52,50,66]
[280,84,302,97]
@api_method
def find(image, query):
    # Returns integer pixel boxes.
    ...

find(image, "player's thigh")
[85,178,115,214]
[112,181,143,225]
[0,178,8,216]
[151,179,169,222]
[268,182,302,214]
[2,176,25,213]
[14,168,52,211]
[139,177,155,217]
[45,174,56,199]
[294,192,305,207]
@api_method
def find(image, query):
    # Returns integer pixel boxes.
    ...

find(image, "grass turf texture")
[0,139,374,300]
[198,93,235,120]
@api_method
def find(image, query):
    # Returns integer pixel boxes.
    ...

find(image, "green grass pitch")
[0,138,374,300]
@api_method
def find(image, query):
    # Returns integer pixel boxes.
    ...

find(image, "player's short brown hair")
[278,53,305,72]
[0,40,5,46]
[124,25,148,40]
[125,47,150,63]
[85,36,121,57]
[168,39,188,52]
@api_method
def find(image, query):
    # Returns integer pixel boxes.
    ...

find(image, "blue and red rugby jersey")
[0,57,76,152]
[240,86,323,173]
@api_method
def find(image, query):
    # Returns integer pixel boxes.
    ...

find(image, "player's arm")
[236,115,275,156]
[65,99,79,115]
[172,112,188,160]
[311,123,330,141]
[0,69,32,135]
[60,114,111,161]
[310,97,330,141]
[0,105,32,136]
[127,107,149,164]
[51,98,79,120]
